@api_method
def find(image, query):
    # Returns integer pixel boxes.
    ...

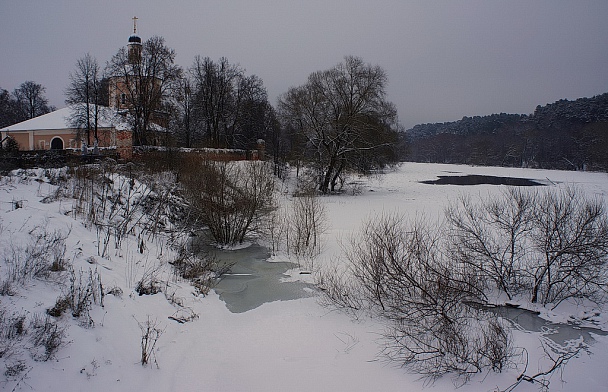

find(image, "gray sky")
[2,0,607,129]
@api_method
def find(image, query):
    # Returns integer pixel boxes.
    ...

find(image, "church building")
[0,18,162,159]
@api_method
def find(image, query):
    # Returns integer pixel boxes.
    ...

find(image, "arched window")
[50,137,64,150]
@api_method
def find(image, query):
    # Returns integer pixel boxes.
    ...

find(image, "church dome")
[128,34,142,44]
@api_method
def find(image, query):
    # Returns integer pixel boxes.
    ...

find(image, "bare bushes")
[1,226,69,293]
[170,245,226,296]
[29,313,67,362]
[138,316,164,367]
[321,186,607,383]
[60,163,181,258]
[447,186,608,307]
[179,158,276,246]
[285,192,326,260]
[446,188,535,300]
[529,187,608,305]
[48,267,104,327]
[266,172,327,263]
[0,309,27,360]
[0,308,67,368]
[266,190,327,267]
[320,214,509,383]
[386,309,511,384]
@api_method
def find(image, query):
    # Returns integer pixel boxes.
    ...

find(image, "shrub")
[320,213,511,385]
[2,226,69,286]
[170,241,232,296]
[29,313,66,361]
[447,186,608,307]
[0,309,27,359]
[138,316,164,367]
[47,267,104,327]
[180,158,276,246]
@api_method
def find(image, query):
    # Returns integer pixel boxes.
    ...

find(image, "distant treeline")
[402,93,608,171]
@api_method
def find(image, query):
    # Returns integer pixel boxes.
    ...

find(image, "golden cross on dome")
[132,16,138,34]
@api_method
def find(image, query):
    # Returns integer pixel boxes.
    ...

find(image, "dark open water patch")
[420,174,545,186]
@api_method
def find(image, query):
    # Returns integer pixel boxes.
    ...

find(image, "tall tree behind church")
[13,81,53,120]
[107,36,182,145]
[189,56,271,149]
[65,53,105,145]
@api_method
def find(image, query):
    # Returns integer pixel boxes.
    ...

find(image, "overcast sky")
[2,0,607,129]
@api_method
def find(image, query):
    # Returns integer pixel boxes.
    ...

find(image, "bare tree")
[180,158,276,246]
[227,73,268,149]
[173,76,196,147]
[278,56,400,193]
[65,53,104,145]
[190,56,241,148]
[0,88,24,127]
[189,56,271,149]
[13,81,53,120]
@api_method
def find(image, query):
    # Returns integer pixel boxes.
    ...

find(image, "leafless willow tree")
[278,56,400,193]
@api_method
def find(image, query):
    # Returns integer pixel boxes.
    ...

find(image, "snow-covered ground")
[1,162,607,391]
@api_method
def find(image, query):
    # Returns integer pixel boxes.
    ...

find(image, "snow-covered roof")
[0,105,130,132]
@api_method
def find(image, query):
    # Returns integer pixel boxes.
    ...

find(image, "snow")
[0,105,129,132]
[1,162,607,392]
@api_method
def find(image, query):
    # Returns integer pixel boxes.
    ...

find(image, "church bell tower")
[128,16,142,64]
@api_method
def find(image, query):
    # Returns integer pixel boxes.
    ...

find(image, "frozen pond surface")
[207,243,316,313]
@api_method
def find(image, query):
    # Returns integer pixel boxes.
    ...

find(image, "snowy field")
[1,162,607,391]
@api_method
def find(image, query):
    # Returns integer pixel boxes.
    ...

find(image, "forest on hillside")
[403,93,608,171]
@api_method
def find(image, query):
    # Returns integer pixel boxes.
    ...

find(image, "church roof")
[128,34,142,44]
[0,105,130,132]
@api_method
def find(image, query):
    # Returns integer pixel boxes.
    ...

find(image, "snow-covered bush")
[0,309,27,360]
